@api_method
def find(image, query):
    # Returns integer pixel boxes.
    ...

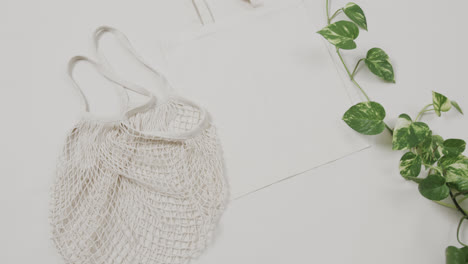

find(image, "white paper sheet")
[162,0,369,198]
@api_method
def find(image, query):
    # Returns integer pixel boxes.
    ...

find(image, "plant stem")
[432,195,468,215]
[415,104,434,121]
[457,216,468,247]
[460,196,468,204]
[425,164,443,175]
[335,48,352,77]
[336,48,370,101]
[454,191,468,198]
[326,0,330,24]
[335,48,394,135]
[385,124,394,135]
[434,200,457,210]
[329,9,343,23]
[405,176,423,184]
[451,190,468,218]
[327,0,393,135]
[351,59,365,78]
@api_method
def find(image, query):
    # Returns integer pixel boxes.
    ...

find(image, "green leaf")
[392,114,430,150]
[432,91,452,117]
[459,249,468,264]
[399,152,422,178]
[364,48,395,82]
[342,101,386,135]
[443,139,466,157]
[459,247,468,262]
[446,246,466,264]
[317,21,359,50]
[418,174,449,201]
[418,133,444,166]
[452,101,464,115]
[343,2,367,30]
[439,155,468,192]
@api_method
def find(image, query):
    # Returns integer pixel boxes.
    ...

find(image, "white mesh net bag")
[50,28,227,264]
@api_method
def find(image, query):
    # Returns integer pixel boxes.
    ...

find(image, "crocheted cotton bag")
[51,27,227,264]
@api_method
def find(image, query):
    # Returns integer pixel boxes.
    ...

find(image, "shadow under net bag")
[50,28,227,264]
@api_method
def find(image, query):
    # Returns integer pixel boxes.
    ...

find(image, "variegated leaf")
[418,174,449,201]
[443,139,466,157]
[432,91,452,117]
[392,114,430,150]
[399,152,422,178]
[343,2,367,30]
[439,155,468,192]
[342,101,386,135]
[365,48,395,82]
[452,101,464,114]
[317,21,359,50]
[418,133,444,166]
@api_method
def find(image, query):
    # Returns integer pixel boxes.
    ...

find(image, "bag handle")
[67,56,156,119]
[93,26,174,102]
[92,26,210,140]
[192,0,216,25]
[192,0,263,25]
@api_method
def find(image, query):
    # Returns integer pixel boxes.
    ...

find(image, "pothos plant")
[318,1,467,263]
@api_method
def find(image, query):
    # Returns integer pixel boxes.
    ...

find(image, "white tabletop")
[1,0,467,263]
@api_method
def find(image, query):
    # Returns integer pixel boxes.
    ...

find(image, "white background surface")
[2,0,468,263]
[162,0,369,198]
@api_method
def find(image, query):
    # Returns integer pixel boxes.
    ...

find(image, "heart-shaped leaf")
[343,2,367,30]
[418,133,444,166]
[452,101,464,115]
[446,246,467,264]
[399,152,422,178]
[460,247,468,262]
[418,174,449,201]
[439,155,468,192]
[364,48,395,82]
[342,101,386,135]
[392,114,430,150]
[317,21,359,50]
[432,91,452,117]
[443,139,466,157]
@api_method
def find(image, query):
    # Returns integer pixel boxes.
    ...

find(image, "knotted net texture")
[51,97,227,264]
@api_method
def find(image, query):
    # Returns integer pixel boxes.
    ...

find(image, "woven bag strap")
[67,56,156,117]
[93,26,174,100]
[91,26,210,140]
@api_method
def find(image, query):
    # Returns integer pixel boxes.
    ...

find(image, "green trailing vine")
[318,1,467,263]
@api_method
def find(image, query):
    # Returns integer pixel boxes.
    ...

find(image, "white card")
[162,0,369,198]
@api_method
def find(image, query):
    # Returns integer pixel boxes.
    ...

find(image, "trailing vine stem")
[415,103,434,121]
[332,35,394,135]
[329,9,342,23]
[460,195,468,204]
[327,0,466,236]
[335,48,370,102]
[451,190,468,218]
[454,191,468,198]
[417,113,468,216]
[351,59,365,78]
[323,0,467,259]
[458,216,468,247]
[326,1,393,134]
[409,170,468,214]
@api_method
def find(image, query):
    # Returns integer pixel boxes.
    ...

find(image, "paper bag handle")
[192,0,263,25]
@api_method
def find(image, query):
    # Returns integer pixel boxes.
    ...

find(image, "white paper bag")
[162,0,369,198]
